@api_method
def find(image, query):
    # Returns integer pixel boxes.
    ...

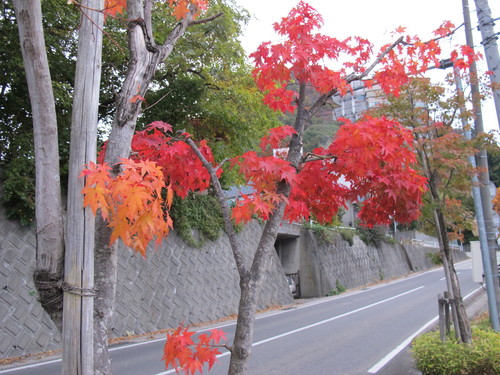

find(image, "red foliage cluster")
[163,325,226,375]
[80,159,173,256]
[251,1,479,108]
[99,121,220,198]
[230,118,427,227]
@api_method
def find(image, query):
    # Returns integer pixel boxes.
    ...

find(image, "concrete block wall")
[299,229,468,298]
[0,199,469,359]
[0,205,292,359]
[0,205,62,358]
[112,221,292,337]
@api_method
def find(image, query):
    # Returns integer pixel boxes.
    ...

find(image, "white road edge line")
[367,286,482,374]
[156,286,424,375]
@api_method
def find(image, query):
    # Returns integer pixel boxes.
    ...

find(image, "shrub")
[170,193,224,248]
[326,280,347,296]
[356,225,386,247]
[304,222,335,244]
[427,251,443,265]
[412,329,500,375]
[336,228,354,246]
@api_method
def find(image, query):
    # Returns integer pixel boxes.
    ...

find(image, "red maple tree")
[81,1,479,374]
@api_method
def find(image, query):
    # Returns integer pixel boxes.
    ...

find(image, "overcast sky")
[233,0,500,131]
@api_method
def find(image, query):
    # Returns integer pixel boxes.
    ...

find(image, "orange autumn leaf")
[130,94,146,104]
[168,0,209,20]
[493,188,500,215]
[104,0,126,17]
[81,159,172,256]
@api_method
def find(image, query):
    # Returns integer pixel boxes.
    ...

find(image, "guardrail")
[410,239,461,251]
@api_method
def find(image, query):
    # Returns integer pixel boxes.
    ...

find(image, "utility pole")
[443,57,500,330]
[473,0,500,129]
[462,0,500,326]
[62,0,103,374]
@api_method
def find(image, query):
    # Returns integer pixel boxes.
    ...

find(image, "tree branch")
[183,136,248,278]
[300,152,337,164]
[307,36,405,123]
[188,12,223,26]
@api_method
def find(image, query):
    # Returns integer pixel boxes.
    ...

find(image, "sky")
[233,0,500,132]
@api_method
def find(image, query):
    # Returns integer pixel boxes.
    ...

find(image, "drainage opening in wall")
[275,235,300,298]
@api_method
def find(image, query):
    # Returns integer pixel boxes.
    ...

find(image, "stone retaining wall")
[0,203,468,359]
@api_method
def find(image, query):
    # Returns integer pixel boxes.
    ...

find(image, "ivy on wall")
[170,192,225,248]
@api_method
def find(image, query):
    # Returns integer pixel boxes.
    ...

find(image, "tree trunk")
[93,2,195,372]
[228,279,258,375]
[93,219,118,375]
[12,0,65,331]
[435,208,472,343]
[227,84,307,374]
[228,200,289,375]
[62,1,103,374]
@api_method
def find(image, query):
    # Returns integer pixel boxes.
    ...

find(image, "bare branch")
[307,36,405,123]
[183,137,248,277]
[300,152,337,164]
[188,12,223,26]
[144,89,172,111]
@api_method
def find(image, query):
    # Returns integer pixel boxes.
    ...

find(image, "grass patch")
[326,280,347,296]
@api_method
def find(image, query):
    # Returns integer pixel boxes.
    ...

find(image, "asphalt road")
[0,260,480,375]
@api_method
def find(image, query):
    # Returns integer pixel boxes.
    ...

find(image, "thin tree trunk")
[227,199,289,375]
[227,83,308,374]
[62,1,103,374]
[434,207,472,343]
[13,0,65,331]
[93,2,198,372]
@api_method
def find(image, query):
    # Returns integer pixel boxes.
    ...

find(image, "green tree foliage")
[488,153,500,188]
[278,83,339,152]
[1,0,279,224]
[139,1,280,160]
[0,0,78,224]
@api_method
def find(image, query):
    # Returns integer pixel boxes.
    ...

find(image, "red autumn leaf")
[259,125,297,152]
[394,26,407,34]
[130,94,146,104]
[208,329,227,344]
[146,120,173,133]
[433,20,455,38]
[163,325,225,375]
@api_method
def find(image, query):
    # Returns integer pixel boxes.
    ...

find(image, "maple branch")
[307,36,405,124]
[143,89,172,111]
[300,152,337,164]
[70,0,126,52]
[212,343,233,352]
[143,0,156,50]
[217,158,229,171]
[183,137,248,277]
[188,12,223,26]
[351,36,405,82]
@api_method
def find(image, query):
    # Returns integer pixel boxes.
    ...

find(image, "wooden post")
[62,1,103,374]
[444,291,451,336]
[438,293,446,341]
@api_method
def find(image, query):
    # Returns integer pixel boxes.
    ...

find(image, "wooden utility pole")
[62,1,103,374]
[473,0,500,129]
